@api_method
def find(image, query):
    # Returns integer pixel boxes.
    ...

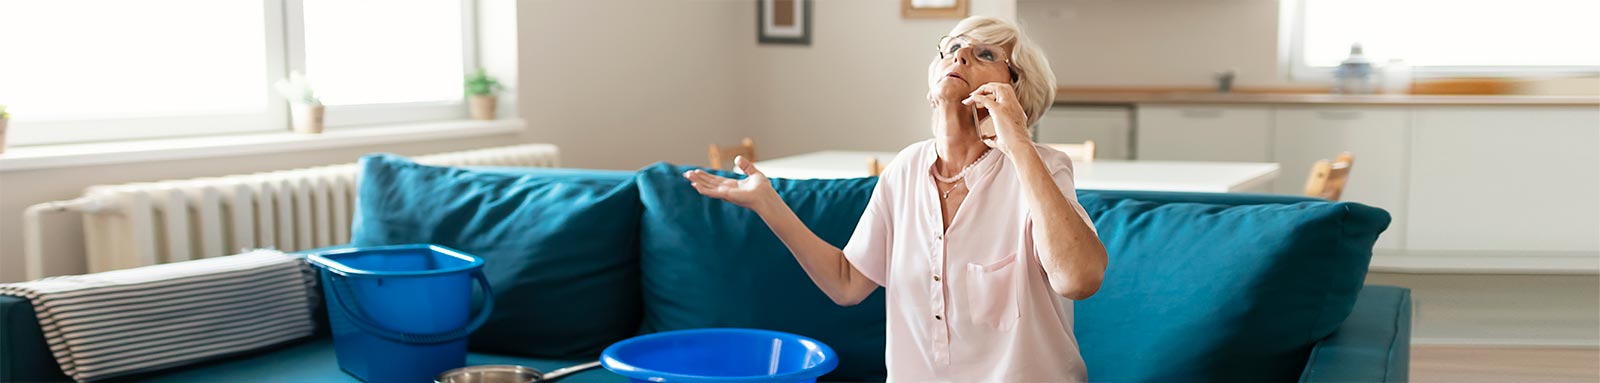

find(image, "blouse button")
[934,315,943,321]
[933,274,941,282]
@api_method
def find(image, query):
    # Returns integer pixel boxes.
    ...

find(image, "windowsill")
[0,119,526,172]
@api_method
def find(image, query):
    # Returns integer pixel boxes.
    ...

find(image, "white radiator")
[24,144,561,280]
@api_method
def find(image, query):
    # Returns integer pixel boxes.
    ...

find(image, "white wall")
[1019,0,1291,88]
[740,0,1019,159]
[516,0,751,170]
[521,0,1019,168]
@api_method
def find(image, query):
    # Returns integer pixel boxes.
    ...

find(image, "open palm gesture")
[683,155,780,211]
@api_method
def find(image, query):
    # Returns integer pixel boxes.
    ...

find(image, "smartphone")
[972,104,999,145]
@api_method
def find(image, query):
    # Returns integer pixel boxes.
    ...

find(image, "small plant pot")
[290,103,325,134]
[0,118,9,154]
[469,94,497,120]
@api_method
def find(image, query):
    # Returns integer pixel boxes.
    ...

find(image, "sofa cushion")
[1071,193,1391,382]
[353,155,642,358]
[1299,285,1411,382]
[126,338,627,383]
[633,162,887,381]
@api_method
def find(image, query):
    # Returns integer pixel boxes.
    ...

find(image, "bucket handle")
[324,270,495,345]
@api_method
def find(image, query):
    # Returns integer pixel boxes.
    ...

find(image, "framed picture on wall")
[902,0,967,19]
[758,0,811,45]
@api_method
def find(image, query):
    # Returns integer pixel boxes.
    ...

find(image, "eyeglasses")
[937,35,1019,82]
[937,35,1009,65]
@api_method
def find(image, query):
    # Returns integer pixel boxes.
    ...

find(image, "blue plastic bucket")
[600,328,838,383]
[307,245,494,383]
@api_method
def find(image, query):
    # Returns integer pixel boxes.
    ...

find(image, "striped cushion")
[0,250,316,382]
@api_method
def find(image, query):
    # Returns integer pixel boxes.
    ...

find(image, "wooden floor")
[1412,346,1600,382]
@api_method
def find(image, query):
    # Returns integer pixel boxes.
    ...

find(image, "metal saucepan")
[435,361,601,383]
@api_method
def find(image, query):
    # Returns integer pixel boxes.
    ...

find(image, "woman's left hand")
[962,82,1032,154]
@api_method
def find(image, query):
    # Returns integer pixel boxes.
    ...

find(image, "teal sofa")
[0,156,1410,382]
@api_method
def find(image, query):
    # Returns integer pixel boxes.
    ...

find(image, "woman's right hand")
[683,155,780,212]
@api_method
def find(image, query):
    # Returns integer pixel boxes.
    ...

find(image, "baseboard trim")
[1412,337,1600,348]
[1369,252,1600,275]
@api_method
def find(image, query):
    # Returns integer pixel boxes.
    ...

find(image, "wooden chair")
[1046,140,1096,163]
[868,156,887,176]
[707,137,756,171]
[1304,152,1355,200]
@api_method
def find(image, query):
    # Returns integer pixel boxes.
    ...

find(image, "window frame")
[5,1,289,147]
[7,0,482,147]
[283,0,478,128]
[1283,0,1600,82]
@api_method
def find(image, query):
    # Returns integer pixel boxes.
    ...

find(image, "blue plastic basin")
[600,328,839,383]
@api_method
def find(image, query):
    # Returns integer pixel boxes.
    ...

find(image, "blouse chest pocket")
[964,252,1021,332]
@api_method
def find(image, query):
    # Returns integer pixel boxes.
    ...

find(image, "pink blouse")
[843,139,1095,382]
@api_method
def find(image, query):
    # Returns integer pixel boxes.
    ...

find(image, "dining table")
[754,150,1282,193]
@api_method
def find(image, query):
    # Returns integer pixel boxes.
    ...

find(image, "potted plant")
[276,72,324,134]
[465,69,504,120]
[0,104,9,154]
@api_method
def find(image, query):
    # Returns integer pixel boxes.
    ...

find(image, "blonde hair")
[946,16,1056,130]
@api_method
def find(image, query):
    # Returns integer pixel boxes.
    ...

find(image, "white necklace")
[933,148,993,200]
[939,182,964,200]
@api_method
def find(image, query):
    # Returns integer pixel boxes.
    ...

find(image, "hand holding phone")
[963,82,1029,151]
[971,103,999,146]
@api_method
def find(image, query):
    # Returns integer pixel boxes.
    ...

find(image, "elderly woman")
[683,16,1105,382]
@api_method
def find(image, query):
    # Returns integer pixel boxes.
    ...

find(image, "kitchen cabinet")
[1272,106,1411,251]
[1129,101,1599,272]
[1136,105,1273,162]
[1036,106,1132,159]
[1405,107,1600,254]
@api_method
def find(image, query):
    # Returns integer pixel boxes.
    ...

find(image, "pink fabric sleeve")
[842,175,893,287]
[1048,157,1096,234]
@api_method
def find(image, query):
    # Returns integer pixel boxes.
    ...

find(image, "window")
[299,0,471,126]
[1288,0,1600,78]
[0,0,275,145]
[0,0,478,146]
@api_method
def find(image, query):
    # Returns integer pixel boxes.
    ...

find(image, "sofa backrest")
[353,160,1390,382]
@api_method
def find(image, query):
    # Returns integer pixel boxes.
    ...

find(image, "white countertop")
[756,150,1281,193]
[1054,89,1600,106]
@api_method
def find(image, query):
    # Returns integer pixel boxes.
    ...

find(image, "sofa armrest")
[1300,285,1412,382]
[0,295,70,382]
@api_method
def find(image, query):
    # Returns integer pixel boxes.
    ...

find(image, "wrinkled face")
[928,34,1015,105]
